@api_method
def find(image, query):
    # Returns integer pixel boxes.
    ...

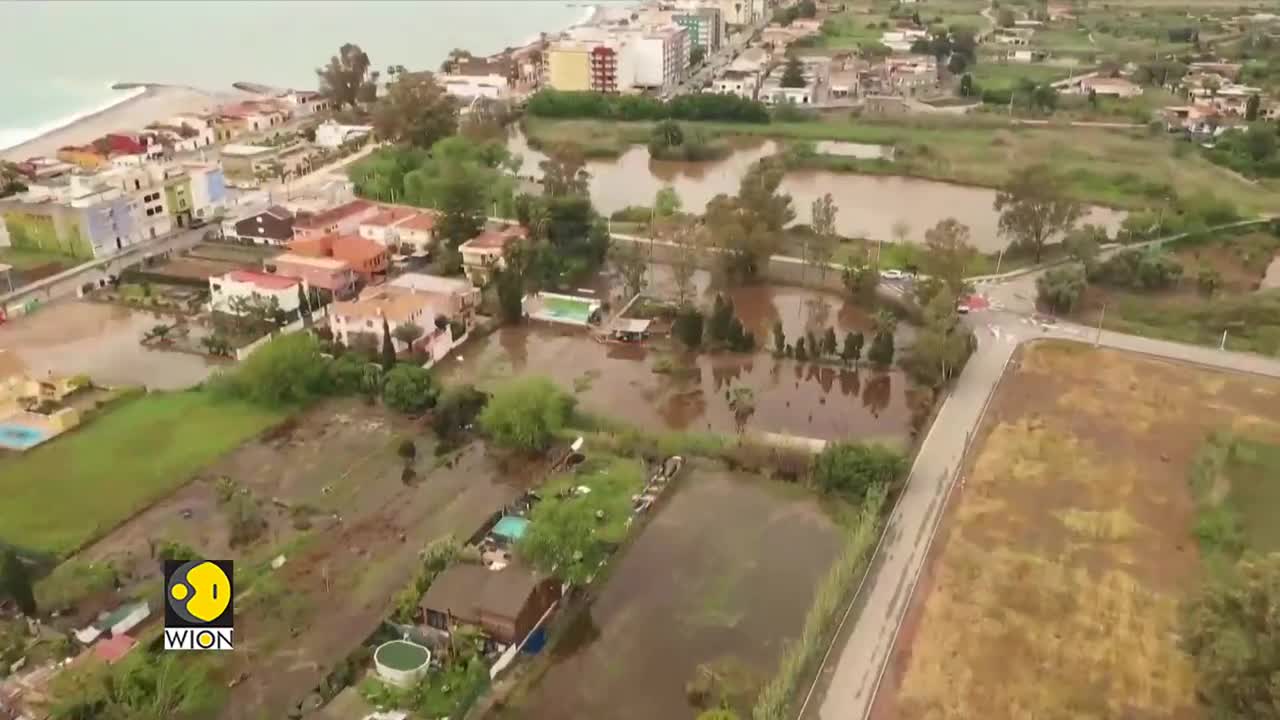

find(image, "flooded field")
[504,465,842,720]
[509,130,1124,252]
[443,325,920,445]
[0,300,216,389]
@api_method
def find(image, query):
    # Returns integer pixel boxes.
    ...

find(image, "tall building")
[675,7,723,52]
[545,40,593,92]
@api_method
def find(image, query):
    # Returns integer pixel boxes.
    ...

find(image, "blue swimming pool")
[0,423,49,451]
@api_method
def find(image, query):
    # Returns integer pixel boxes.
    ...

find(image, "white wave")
[0,83,147,153]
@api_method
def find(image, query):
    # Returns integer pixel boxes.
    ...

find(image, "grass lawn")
[969,62,1073,92]
[524,116,1280,213]
[0,246,75,272]
[0,391,285,555]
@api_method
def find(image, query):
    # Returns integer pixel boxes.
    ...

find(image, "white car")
[879,269,906,280]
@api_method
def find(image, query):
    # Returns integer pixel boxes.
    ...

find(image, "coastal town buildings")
[0,161,220,259]
[289,232,389,285]
[545,17,691,94]
[220,144,282,187]
[293,200,379,241]
[269,252,357,297]
[222,205,295,246]
[208,269,304,316]
[314,121,374,149]
[329,284,440,354]
[459,223,527,285]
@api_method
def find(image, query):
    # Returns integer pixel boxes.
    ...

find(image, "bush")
[478,376,575,452]
[812,443,905,500]
[1036,265,1087,313]
[674,306,705,348]
[209,332,330,407]
[432,384,488,440]
[382,365,439,414]
[396,437,417,460]
[1090,248,1182,290]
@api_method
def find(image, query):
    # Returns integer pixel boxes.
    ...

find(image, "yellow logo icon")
[168,561,231,623]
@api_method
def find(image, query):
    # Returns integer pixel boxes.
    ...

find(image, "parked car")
[879,269,906,280]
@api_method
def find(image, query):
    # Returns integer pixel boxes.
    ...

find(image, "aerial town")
[1,0,1279,719]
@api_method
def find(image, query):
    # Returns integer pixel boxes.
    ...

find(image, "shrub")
[432,384,488,440]
[478,377,575,452]
[1036,265,1087,313]
[209,332,329,407]
[812,442,905,500]
[382,365,439,414]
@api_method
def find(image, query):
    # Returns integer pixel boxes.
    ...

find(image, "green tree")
[795,337,808,361]
[667,220,703,307]
[812,442,905,500]
[841,330,863,364]
[432,384,488,440]
[380,317,396,371]
[706,158,795,282]
[1035,265,1087,313]
[494,244,529,324]
[697,709,741,720]
[822,327,838,356]
[610,240,648,299]
[842,263,879,301]
[780,57,807,88]
[1245,93,1261,121]
[296,284,312,320]
[690,46,708,67]
[675,306,705,348]
[867,330,895,368]
[773,320,786,355]
[317,43,375,108]
[392,322,423,347]
[0,161,28,199]
[959,72,974,97]
[1183,553,1280,719]
[997,7,1016,26]
[654,185,683,218]
[0,549,36,616]
[807,193,838,282]
[708,294,735,343]
[994,164,1085,263]
[922,217,975,302]
[211,332,329,406]
[540,142,591,197]
[478,376,574,452]
[906,292,973,387]
[50,649,221,720]
[1064,224,1106,270]
[382,365,438,413]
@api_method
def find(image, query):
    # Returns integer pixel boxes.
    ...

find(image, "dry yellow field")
[875,341,1280,720]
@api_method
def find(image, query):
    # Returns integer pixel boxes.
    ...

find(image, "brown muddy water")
[0,300,217,389]
[440,324,919,445]
[508,130,1125,253]
[503,467,842,720]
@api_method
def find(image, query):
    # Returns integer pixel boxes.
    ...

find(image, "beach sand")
[1,85,249,162]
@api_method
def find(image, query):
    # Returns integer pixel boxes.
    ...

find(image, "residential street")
[809,288,1280,720]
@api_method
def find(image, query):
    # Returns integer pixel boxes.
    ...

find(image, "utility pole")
[1220,329,1227,350]
[1094,303,1106,347]
[994,246,1005,275]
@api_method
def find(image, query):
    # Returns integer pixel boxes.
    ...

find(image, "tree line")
[526,89,771,123]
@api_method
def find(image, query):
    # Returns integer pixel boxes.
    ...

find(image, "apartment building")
[674,7,723,52]
[545,40,594,91]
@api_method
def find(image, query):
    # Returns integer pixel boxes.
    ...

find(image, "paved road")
[811,298,1280,720]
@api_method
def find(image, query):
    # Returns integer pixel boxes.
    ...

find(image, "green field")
[969,62,1073,92]
[0,391,284,554]
[524,116,1280,213]
[0,246,74,272]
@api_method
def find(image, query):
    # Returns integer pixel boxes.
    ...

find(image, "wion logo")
[163,559,234,651]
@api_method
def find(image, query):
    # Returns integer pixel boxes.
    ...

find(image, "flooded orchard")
[509,129,1124,253]
[501,465,842,720]
[442,323,921,445]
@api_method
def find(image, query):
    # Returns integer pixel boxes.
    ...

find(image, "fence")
[233,306,328,361]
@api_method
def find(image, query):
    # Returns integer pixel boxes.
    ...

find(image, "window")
[134,180,141,190]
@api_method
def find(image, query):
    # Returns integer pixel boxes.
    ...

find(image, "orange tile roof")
[400,210,440,232]
[333,286,437,325]
[463,224,527,250]
[362,207,421,228]
[295,200,376,230]
[331,234,387,266]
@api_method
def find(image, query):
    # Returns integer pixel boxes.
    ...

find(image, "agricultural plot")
[873,341,1280,719]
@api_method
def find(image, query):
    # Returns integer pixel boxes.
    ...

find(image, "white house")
[712,70,760,100]
[209,270,304,315]
[1077,76,1144,98]
[357,206,422,246]
[438,73,511,100]
[459,224,527,285]
[315,120,374,149]
[280,90,332,117]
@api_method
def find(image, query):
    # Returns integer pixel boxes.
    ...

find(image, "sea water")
[0,0,595,150]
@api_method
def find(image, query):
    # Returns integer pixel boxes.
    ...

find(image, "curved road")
[807,281,1280,720]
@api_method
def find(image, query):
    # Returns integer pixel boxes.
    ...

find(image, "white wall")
[209,276,301,316]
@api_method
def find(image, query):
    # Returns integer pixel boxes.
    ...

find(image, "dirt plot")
[503,465,842,720]
[873,341,1280,720]
[145,255,245,282]
[53,399,543,720]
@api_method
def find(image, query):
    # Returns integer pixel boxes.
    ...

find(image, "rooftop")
[221,144,277,157]
[272,252,351,272]
[295,200,376,229]
[361,207,422,228]
[333,286,437,324]
[222,269,300,290]
[400,211,439,232]
[461,224,527,251]
[389,273,475,296]
[92,634,138,665]
[419,562,548,622]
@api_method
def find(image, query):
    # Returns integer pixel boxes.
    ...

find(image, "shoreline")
[3,3,610,164]
[0,84,249,163]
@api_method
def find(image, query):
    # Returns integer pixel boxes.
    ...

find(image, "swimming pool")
[0,423,49,451]
[532,293,600,326]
